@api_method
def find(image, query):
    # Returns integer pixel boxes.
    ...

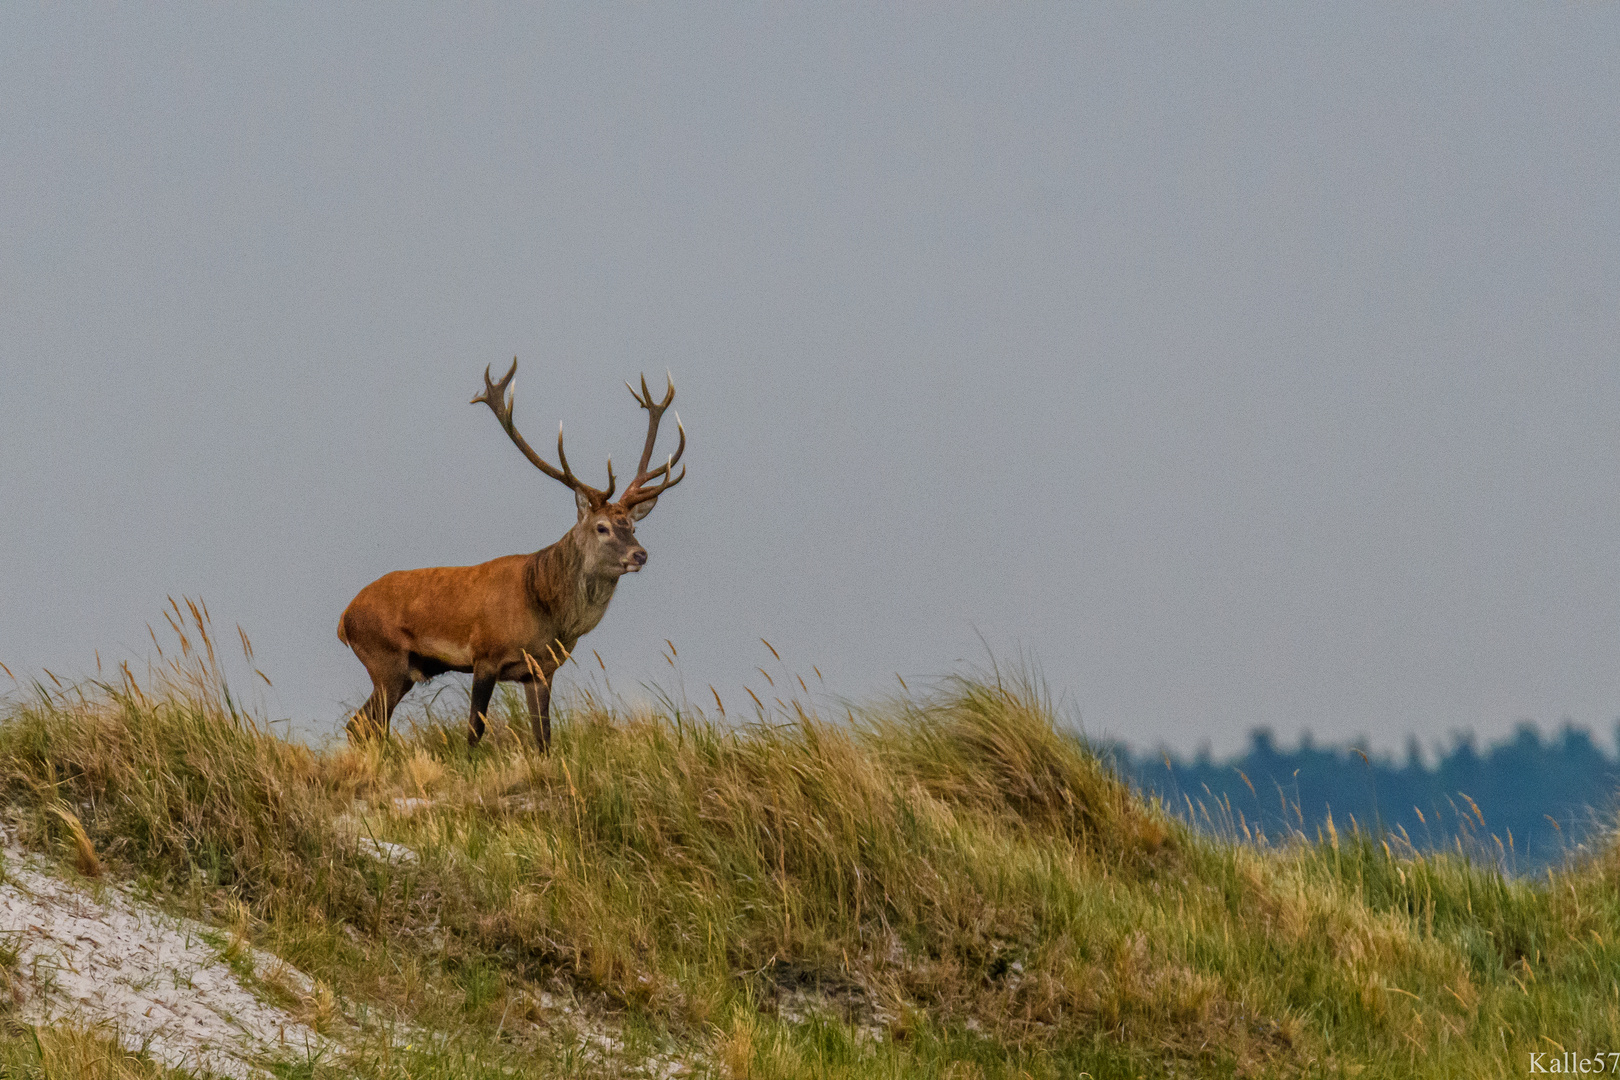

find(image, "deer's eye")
[596,523,611,536]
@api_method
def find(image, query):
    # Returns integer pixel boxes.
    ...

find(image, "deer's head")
[473,361,686,580]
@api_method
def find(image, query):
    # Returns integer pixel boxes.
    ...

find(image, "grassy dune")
[1,620,1618,1077]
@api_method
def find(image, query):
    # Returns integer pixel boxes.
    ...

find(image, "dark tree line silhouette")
[1110,723,1620,871]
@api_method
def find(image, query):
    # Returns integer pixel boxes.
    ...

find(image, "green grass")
[2,613,1618,1078]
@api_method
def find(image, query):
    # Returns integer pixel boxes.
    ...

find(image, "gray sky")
[2,5,1617,755]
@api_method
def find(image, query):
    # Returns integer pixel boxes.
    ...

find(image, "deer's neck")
[529,531,618,638]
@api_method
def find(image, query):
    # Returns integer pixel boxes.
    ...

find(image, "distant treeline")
[1108,724,1620,871]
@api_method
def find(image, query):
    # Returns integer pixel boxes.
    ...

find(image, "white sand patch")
[356,837,419,866]
[0,840,326,1078]
[334,802,421,866]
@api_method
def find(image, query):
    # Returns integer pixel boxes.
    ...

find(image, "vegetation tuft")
[1,611,1618,1077]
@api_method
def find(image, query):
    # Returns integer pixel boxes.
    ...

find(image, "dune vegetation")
[0,608,1617,1078]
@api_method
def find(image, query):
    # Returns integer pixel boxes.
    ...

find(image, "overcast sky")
[3,5,1617,755]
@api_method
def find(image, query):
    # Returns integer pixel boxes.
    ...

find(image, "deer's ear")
[575,488,594,520]
[627,497,656,522]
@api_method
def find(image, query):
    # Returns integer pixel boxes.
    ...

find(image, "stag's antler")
[619,372,687,509]
[472,359,616,505]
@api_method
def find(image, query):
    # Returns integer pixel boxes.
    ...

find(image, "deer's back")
[339,554,540,664]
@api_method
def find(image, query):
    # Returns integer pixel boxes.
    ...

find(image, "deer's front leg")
[468,670,498,745]
[524,678,552,753]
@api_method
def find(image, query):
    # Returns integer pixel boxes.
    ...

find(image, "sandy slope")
[0,836,325,1078]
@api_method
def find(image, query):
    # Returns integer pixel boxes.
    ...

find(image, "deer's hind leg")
[348,665,412,743]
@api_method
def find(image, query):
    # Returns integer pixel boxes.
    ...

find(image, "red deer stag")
[338,359,685,749]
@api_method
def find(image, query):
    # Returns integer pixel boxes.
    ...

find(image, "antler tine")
[629,414,685,484]
[633,454,687,502]
[555,422,616,501]
[470,358,518,409]
[621,372,686,508]
[554,422,571,480]
[470,359,612,505]
[625,371,677,413]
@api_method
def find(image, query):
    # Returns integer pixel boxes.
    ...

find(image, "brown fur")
[338,361,683,749]
[339,503,652,749]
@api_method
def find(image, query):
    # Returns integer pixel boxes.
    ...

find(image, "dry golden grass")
[0,1024,173,1079]
[48,802,101,878]
[2,606,1620,1077]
